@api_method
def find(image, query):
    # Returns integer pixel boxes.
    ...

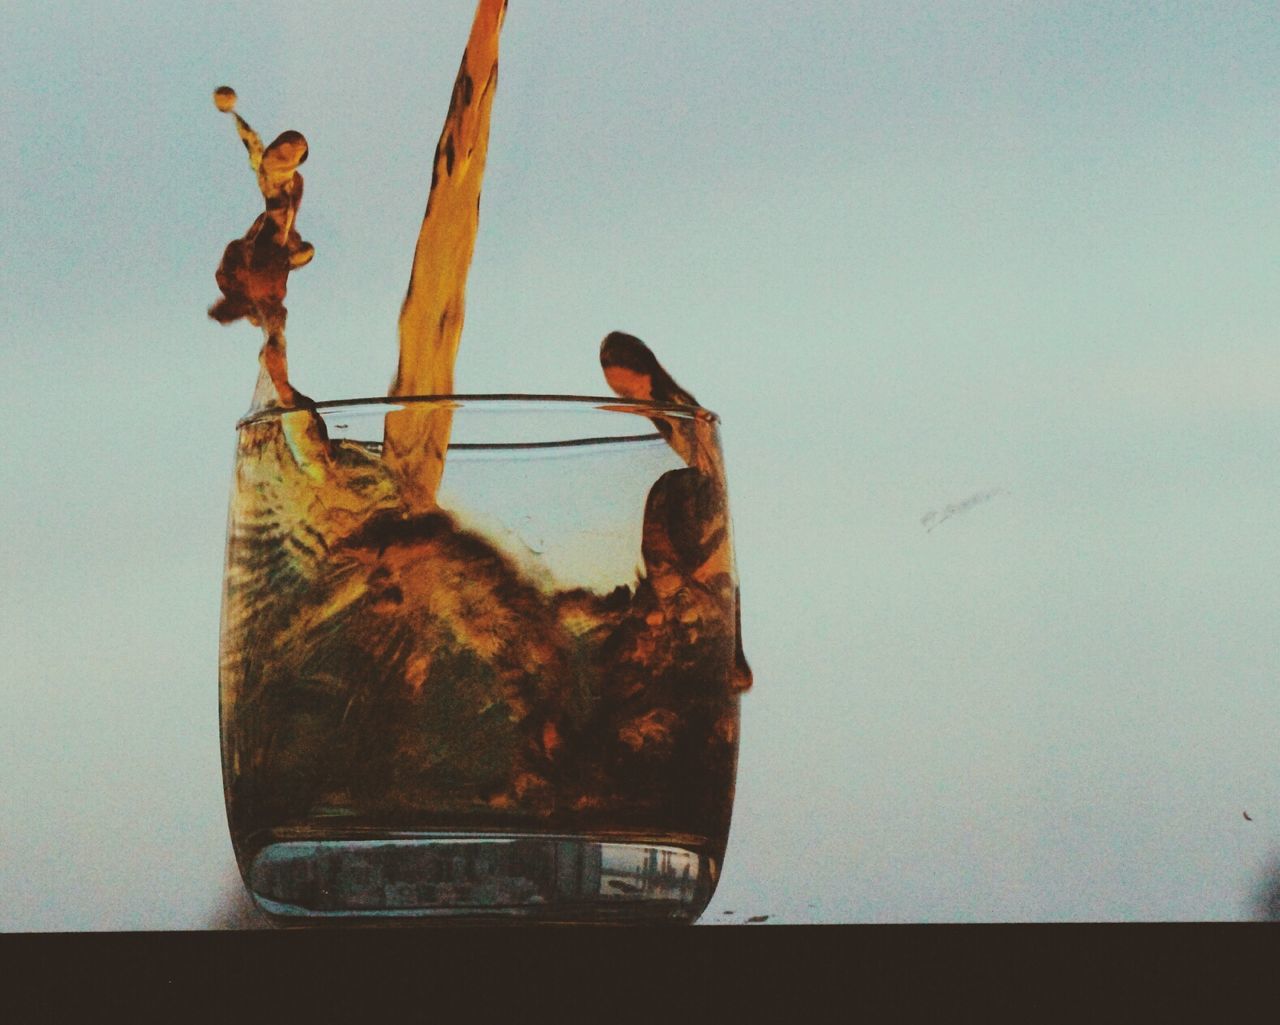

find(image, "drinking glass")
[219,395,747,923]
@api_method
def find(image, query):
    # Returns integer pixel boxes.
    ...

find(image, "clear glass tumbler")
[219,395,747,924]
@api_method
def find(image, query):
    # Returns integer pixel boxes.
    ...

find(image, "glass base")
[244,833,719,925]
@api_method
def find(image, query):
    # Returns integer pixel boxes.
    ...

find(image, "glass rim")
[236,393,720,430]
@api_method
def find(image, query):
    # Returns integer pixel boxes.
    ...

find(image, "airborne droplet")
[213,86,237,112]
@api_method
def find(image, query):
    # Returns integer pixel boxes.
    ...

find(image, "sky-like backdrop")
[2,0,1279,928]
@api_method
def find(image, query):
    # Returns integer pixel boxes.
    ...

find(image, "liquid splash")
[211,1,750,906]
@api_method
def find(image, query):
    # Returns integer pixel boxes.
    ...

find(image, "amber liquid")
[212,0,746,921]
[219,415,740,919]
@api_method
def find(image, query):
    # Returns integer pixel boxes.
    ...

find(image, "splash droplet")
[213,86,237,112]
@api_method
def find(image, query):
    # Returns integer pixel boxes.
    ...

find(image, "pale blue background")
[2,1,1278,928]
